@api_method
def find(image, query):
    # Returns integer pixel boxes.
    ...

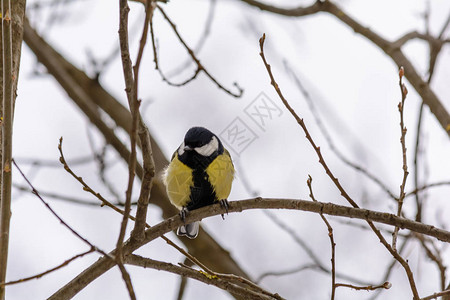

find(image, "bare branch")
[415,233,446,291]
[153,5,244,98]
[259,34,419,298]
[48,197,450,299]
[0,248,94,287]
[306,175,337,300]
[24,19,251,298]
[307,176,336,299]
[421,289,450,300]
[23,18,143,177]
[12,159,111,258]
[392,67,409,251]
[58,138,134,215]
[0,4,29,295]
[125,255,278,300]
[239,0,450,137]
[256,264,318,283]
[406,181,450,198]
[0,2,14,298]
[165,0,217,78]
[263,210,374,286]
[130,2,156,242]
[13,183,102,206]
[335,282,391,291]
[283,62,398,201]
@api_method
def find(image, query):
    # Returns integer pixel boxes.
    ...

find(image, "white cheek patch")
[195,136,218,156]
[177,142,185,156]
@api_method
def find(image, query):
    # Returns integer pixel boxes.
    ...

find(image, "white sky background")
[7,0,450,299]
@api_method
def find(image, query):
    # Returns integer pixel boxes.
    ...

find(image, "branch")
[125,255,277,300]
[259,34,419,298]
[307,176,336,299]
[421,289,450,300]
[406,181,450,198]
[1,2,26,297]
[153,5,244,98]
[129,2,156,243]
[0,2,14,299]
[13,183,101,207]
[12,159,111,257]
[165,0,217,78]
[58,138,132,216]
[22,18,142,176]
[0,248,94,287]
[238,0,322,17]
[239,0,450,137]
[48,197,450,299]
[335,282,392,291]
[263,210,374,286]
[393,31,450,48]
[283,61,398,201]
[23,19,251,298]
[414,233,446,291]
[392,67,409,250]
[368,237,412,300]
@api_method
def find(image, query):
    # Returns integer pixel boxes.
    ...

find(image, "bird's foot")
[179,207,189,224]
[219,199,229,220]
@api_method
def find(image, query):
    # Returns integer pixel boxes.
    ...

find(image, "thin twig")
[12,159,111,258]
[0,2,14,297]
[178,262,284,300]
[130,2,156,242]
[368,237,412,300]
[413,102,425,222]
[13,183,101,206]
[13,155,95,167]
[420,289,450,300]
[256,264,318,283]
[153,5,244,98]
[175,258,193,300]
[0,248,95,287]
[263,210,376,286]
[116,0,142,298]
[125,255,278,300]
[283,61,397,201]
[23,18,144,177]
[392,67,409,251]
[259,34,419,299]
[335,282,392,291]
[413,7,450,223]
[86,128,122,204]
[165,0,217,78]
[405,181,450,198]
[307,175,336,299]
[240,0,450,137]
[414,233,446,291]
[58,138,130,215]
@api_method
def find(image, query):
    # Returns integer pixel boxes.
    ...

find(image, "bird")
[163,126,235,239]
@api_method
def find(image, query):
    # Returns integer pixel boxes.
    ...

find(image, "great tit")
[163,127,235,239]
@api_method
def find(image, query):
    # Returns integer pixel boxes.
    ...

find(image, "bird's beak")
[183,145,194,151]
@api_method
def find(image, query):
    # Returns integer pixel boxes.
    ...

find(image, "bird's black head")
[184,127,215,149]
[178,127,224,168]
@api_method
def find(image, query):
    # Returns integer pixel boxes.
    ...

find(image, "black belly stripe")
[186,168,217,211]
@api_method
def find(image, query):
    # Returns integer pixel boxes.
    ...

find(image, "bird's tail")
[177,221,199,239]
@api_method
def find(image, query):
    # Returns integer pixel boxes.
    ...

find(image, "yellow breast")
[206,149,235,200]
[164,150,235,209]
[163,154,193,209]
